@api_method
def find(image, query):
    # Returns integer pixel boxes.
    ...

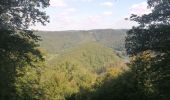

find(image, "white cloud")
[58,8,77,17]
[65,8,77,12]
[81,0,94,2]
[78,15,107,30]
[32,7,78,31]
[32,13,114,31]
[100,1,114,7]
[113,18,138,29]
[103,11,113,16]
[115,2,152,29]
[50,0,67,7]
[130,2,151,15]
[71,0,94,2]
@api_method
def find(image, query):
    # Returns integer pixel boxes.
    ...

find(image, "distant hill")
[35,29,127,53]
[46,42,125,74]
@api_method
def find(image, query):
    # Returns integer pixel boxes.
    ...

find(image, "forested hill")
[35,29,127,53]
[46,42,124,72]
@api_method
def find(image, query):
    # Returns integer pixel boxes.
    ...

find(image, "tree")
[0,0,50,99]
[126,0,170,99]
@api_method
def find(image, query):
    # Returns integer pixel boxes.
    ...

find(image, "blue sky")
[32,0,151,31]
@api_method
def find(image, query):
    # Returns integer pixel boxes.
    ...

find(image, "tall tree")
[126,0,170,99]
[0,0,50,99]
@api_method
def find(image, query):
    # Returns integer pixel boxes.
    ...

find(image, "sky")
[32,0,151,31]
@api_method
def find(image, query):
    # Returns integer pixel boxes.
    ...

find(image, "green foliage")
[48,42,122,73]
[40,63,96,100]
[15,64,43,100]
[128,51,159,100]
[0,0,49,30]
[126,0,170,99]
[89,71,134,100]
[35,42,124,100]
[72,68,138,100]
[40,68,78,100]
[0,0,49,99]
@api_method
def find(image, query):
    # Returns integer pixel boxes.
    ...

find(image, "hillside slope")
[47,42,124,74]
[35,29,127,53]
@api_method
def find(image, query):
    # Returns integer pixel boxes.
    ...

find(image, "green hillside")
[35,29,127,53]
[16,29,127,99]
[47,42,124,74]
[38,42,124,99]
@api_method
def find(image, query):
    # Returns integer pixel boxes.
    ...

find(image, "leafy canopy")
[126,0,170,99]
[0,0,50,99]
